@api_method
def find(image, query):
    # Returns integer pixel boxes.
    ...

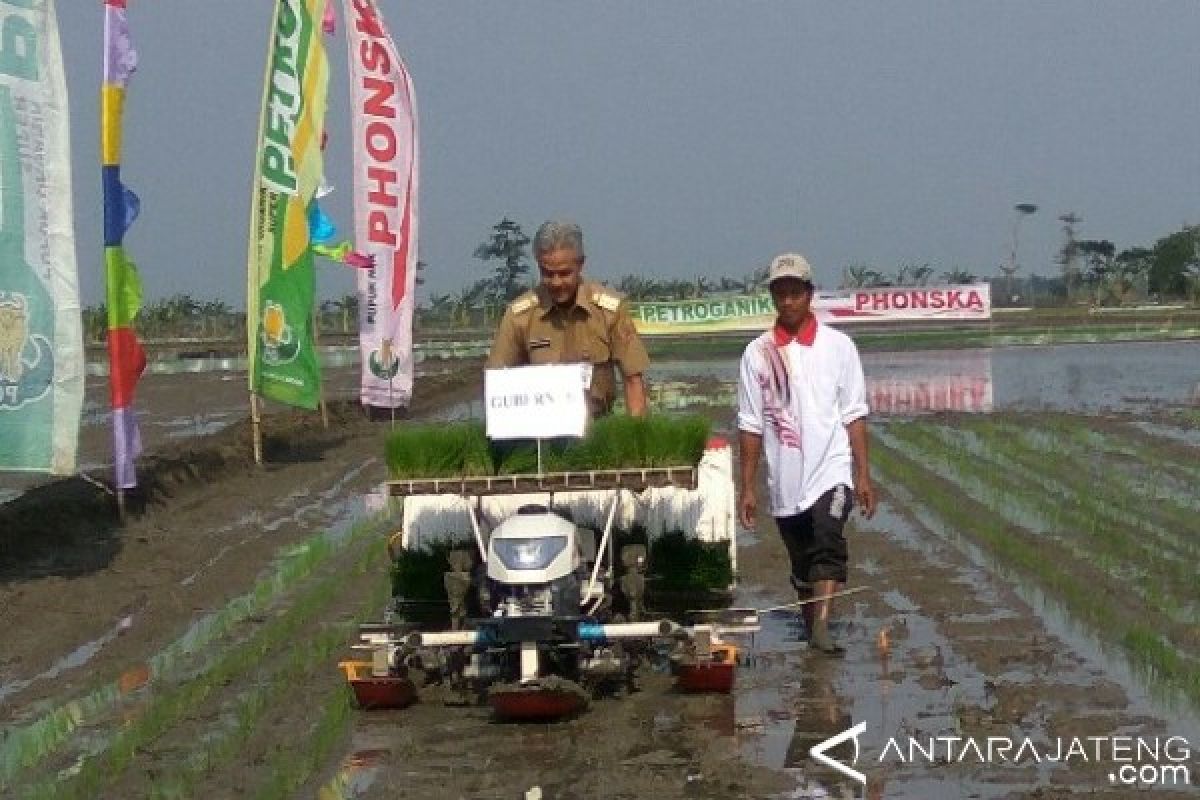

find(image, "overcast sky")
[56,1,1200,306]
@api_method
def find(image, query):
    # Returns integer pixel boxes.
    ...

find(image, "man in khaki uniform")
[487,220,650,416]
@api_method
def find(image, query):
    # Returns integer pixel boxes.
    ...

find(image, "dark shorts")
[774,484,854,587]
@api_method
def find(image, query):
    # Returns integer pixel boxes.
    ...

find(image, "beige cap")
[768,253,814,286]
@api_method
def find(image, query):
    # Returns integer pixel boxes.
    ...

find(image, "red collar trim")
[773,316,817,347]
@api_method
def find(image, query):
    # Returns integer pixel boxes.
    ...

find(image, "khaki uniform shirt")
[486,281,650,415]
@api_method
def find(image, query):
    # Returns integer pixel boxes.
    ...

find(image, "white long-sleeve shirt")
[736,320,869,517]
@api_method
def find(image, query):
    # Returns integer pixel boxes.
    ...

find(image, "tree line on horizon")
[80,217,1200,341]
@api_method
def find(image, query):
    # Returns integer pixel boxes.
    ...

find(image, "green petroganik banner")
[246,0,329,410]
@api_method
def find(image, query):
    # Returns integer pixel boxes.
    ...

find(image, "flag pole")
[314,308,329,429]
[251,392,263,464]
[245,0,281,465]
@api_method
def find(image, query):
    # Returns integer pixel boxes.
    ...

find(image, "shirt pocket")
[530,345,556,367]
[581,321,611,364]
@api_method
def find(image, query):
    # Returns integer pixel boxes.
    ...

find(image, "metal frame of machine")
[345,466,758,717]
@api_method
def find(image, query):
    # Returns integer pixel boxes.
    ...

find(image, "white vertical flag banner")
[342,0,419,408]
[0,0,84,474]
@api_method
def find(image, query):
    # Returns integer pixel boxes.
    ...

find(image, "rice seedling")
[0,516,384,790]
[966,419,1200,559]
[880,422,1199,604]
[390,537,463,601]
[250,565,392,800]
[960,420,1200,584]
[250,686,353,800]
[874,434,1200,710]
[140,622,353,800]
[914,420,1200,567]
[384,415,711,477]
[648,531,733,592]
[642,414,711,467]
[385,422,492,478]
[14,530,386,800]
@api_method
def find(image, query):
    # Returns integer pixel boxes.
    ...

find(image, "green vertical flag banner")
[246,0,329,410]
[0,0,84,474]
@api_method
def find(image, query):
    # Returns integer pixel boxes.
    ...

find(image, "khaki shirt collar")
[535,282,597,320]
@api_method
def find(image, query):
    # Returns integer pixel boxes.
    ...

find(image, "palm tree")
[449,286,480,327]
[941,267,978,284]
[842,265,885,288]
[743,266,770,292]
[895,263,934,287]
[424,292,452,324]
[616,274,655,301]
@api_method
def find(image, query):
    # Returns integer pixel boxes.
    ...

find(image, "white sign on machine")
[484,364,589,440]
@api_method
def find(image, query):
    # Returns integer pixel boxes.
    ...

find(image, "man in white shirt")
[736,253,876,655]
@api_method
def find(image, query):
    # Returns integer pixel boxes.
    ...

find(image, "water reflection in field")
[649,340,1200,415]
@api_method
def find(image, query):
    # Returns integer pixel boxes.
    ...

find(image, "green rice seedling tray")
[384,415,711,481]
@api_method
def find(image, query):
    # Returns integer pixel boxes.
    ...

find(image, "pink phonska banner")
[821,284,991,322]
[342,0,419,408]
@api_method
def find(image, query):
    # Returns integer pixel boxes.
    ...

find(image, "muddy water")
[6,340,1196,796]
[644,342,1198,796]
[651,339,1200,414]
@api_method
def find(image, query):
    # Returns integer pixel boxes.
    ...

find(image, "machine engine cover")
[487,511,580,585]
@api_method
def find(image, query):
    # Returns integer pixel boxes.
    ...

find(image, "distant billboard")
[631,285,990,335]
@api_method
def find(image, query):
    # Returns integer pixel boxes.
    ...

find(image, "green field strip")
[877,423,1198,634]
[876,426,1155,587]
[251,569,393,800]
[135,624,353,800]
[0,516,385,792]
[873,443,1200,710]
[1005,420,1200,516]
[916,420,1200,568]
[250,688,355,800]
[140,542,386,800]
[15,531,386,800]
[1025,415,1200,489]
[964,418,1200,551]
[878,424,1199,614]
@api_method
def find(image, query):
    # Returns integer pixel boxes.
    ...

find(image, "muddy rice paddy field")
[1,340,1198,799]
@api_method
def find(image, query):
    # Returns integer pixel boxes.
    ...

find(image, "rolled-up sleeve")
[736,345,764,435]
[837,338,869,425]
